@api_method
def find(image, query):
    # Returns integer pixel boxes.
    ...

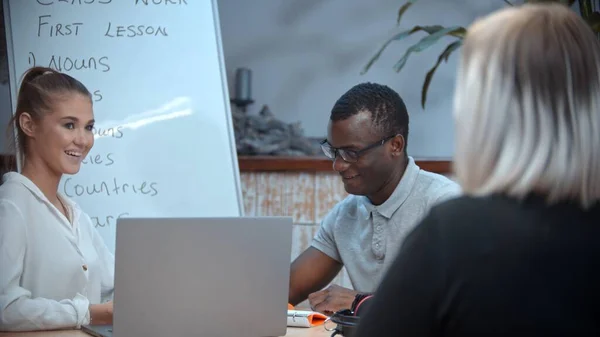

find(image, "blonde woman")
[355,3,600,336]
[0,67,114,331]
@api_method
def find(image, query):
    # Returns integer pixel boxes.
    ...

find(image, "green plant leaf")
[392,26,466,72]
[586,11,600,33]
[397,0,419,25]
[361,25,464,75]
[420,40,463,108]
[579,0,592,20]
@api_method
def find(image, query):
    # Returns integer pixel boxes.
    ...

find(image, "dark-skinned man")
[288,82,461,314]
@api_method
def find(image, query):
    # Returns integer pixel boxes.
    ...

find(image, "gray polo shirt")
[311,156,461,292]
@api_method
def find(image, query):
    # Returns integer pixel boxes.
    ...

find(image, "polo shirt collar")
[361,156,420,219]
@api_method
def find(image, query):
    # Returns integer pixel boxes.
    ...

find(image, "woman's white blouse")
[0,172,115,331]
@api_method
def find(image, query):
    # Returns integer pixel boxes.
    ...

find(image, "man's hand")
[89,301,113,325]
[308,284,358,315]
[289,247,342,306]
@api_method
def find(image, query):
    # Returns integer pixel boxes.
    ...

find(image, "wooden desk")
[0,326,331,337]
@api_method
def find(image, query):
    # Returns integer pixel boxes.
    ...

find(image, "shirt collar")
[3,172,82,222]
[361,156,420,219]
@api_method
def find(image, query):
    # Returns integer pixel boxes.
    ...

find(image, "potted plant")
[361,0,600,109]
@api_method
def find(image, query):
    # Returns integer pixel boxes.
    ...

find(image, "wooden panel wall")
[240,171,352,306]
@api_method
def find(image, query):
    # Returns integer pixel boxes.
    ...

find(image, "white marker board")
[3,0,244,253]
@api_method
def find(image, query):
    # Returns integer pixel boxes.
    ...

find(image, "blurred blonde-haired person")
[354,3,600,336]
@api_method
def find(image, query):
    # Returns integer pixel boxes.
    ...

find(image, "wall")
[0,1,13,155]
[241,170,350,308]
[0,83,11,154]
[217,0,508,158]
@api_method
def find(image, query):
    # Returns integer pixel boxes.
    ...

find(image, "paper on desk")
[287,310,328,328]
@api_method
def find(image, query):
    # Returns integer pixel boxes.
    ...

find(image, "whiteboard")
[3,0,244,253]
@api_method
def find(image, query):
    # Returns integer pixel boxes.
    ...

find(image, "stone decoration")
[233,104,322,156]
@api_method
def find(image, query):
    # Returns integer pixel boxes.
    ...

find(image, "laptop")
[81,325,112,337]
[82,216,293,337]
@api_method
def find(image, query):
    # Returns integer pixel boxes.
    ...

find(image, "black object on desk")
[326,294,374,336]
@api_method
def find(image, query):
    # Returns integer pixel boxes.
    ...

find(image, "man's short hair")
[330,82,409,148]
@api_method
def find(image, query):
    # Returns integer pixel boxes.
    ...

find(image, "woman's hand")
[89,301,113,325]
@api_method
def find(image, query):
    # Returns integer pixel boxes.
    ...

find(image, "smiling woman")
[10,67,94,174]
[0,66,115,331]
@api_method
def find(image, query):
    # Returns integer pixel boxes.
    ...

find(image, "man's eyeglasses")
[320,134,397,163]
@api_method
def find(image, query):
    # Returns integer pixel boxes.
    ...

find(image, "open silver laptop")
[82,216,293,337]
